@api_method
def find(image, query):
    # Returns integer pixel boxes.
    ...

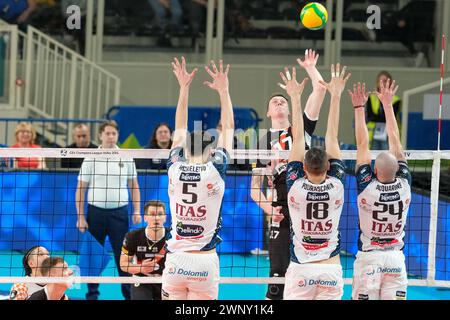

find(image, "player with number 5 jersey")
[350,79,411,300]
[162,57,234,300]
[283,63,351,300]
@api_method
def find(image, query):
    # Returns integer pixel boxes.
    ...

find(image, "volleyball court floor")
[0,251,449,300]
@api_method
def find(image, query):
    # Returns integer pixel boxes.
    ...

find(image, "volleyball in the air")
[300,2,328,30]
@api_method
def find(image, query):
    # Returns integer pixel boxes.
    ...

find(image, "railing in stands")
[24,25,120,120]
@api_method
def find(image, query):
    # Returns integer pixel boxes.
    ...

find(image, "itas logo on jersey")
[379,192,401,202]
[306,192,330,202]
[175,203,207,221]
[180,172,201,182]
[176,222,204,239]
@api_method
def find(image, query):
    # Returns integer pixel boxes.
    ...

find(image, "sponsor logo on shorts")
[180,172,201,182]
[395,291,406,300]
[297,279,338,288]
[377,267,402,276]
[358,294,369,300]
[167,266,176,275]
[173,268,209,281]
[297,279,307,287]
[175,222,204,240]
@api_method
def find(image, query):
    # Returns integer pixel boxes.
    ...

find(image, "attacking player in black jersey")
[120,201,168,300]
[250,49,327,300]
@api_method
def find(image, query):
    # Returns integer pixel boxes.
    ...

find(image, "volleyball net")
[0,148,448,289]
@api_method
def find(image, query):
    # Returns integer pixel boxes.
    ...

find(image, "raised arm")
[377,79,405,162]
[278,67,309,162]
[171,57,198,149]
[348,83,371,167]
[319,64,351,160]
[204,60,234,151]
[298,49,327,120]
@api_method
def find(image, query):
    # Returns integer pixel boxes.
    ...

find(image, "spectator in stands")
[9,246,50,300]
[27,256,72,300]
[0,0,37,30]
[11,122,46,169]
[61,123,98,169]
[148,0,182,47]
[120,200,168,300]
[137,123,172,170]
[75,120,141,300]
[365,71,401,150]
[377,0,436,67]
[189,0,217,47]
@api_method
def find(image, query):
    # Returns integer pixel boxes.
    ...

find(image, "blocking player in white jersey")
[161,57,234,300]
[349,79,411,300]
[281,64,351,300]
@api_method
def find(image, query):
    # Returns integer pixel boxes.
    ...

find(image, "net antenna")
[438,34,446,151]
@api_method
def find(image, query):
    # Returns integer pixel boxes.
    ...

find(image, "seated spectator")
[189,0,216,47]
[137,123,172,170]
[61,123,98,169]
[27,256,72,300]
[148,0,182,47]
[9,246,50,300]
[120,200,168,300]
[11,122,46,169]
[0,0,37,30]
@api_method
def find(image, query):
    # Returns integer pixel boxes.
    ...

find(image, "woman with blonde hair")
[11,122,46,169]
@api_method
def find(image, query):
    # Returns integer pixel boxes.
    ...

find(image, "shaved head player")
[161,57,234,300]
[350,79,411,300]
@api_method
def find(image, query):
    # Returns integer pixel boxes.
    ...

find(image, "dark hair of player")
[304,147,328,175]
[144,200,166,214]
[23,246,41,276]
[40,257,65,276]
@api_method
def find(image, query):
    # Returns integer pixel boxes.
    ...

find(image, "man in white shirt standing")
[75,120,142,300]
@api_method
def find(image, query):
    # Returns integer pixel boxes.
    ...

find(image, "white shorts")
[352,250,408,300]
[283,262,344,300]
[161,252,220,300]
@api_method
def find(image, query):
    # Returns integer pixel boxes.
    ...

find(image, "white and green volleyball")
[300,2,328,30]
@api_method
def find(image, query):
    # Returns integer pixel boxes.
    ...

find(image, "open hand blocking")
[319,63,351,96]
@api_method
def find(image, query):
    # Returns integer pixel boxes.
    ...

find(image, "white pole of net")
[427,151,442,286]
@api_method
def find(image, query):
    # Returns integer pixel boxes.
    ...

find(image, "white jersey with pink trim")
[356,162,412,252]
[286,159,346,263]
[166,147,229,252]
